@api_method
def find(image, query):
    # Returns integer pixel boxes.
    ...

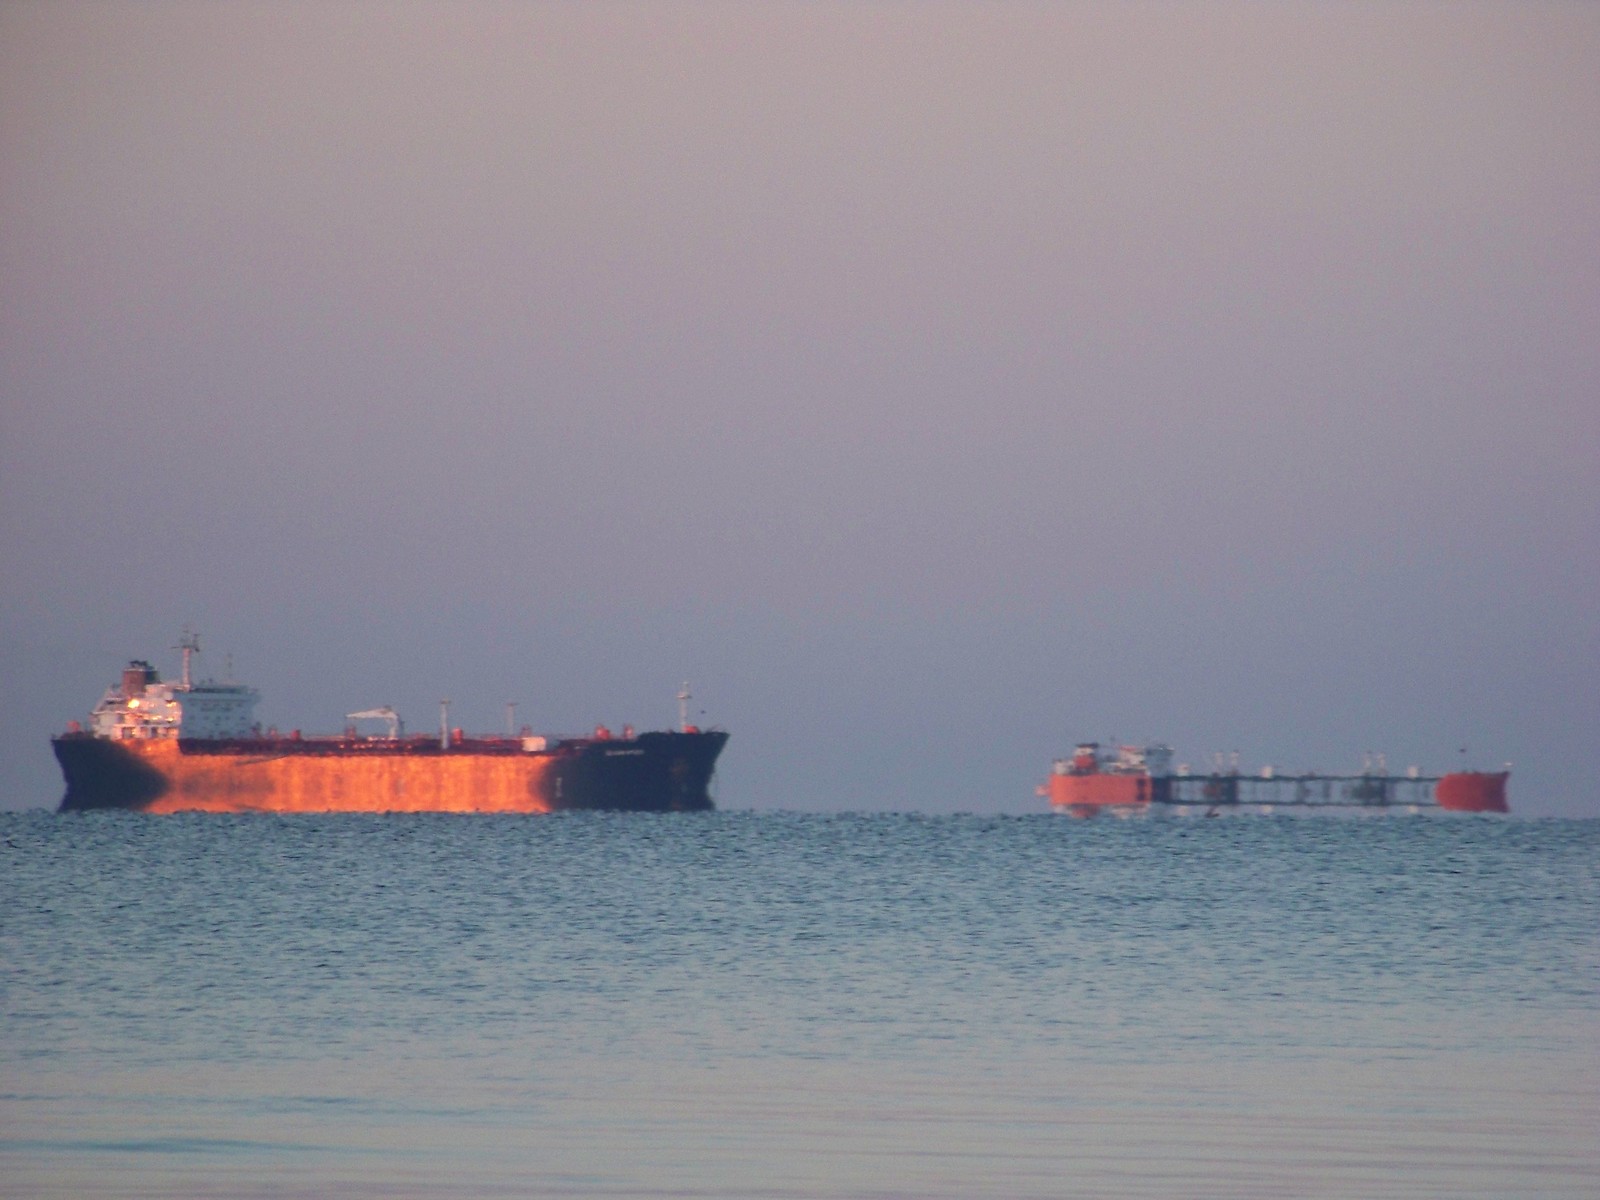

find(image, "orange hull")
[1049,773,1152,810]
[1435,771,1510,814]
[53,729,728,813]
[104,739,555,814]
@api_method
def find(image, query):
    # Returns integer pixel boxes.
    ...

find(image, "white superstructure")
[88,649,259,741]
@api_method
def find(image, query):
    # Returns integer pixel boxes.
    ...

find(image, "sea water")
[3,811,1596,1199]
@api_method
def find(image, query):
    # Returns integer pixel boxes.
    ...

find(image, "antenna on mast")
[175,626,201,689]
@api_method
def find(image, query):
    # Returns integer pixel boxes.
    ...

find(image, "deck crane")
[347,706,402,739]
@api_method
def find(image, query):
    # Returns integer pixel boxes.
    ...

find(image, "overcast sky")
[3,1,1596,815]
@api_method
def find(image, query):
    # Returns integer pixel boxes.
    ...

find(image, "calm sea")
[3,811,1596,1199]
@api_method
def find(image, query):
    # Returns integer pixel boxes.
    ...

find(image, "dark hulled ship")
[53,635,727,814]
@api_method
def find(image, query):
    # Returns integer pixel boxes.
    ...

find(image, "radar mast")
[175,627,201,690]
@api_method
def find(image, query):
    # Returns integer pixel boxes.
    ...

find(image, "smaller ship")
[1044,741,1508,814]
[1047,742,1175,810]
[53,633,728,814]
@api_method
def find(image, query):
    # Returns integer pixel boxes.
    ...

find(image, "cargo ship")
[1045,741,1508,814]
[52,635,727,813]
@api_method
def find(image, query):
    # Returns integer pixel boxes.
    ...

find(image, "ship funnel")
[121,661,156,699]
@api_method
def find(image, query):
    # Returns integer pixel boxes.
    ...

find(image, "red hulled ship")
[1044,741,1508,814]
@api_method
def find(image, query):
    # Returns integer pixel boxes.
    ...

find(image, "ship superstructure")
[88,633,259,743]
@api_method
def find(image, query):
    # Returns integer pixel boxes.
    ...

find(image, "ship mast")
[175,627,200,689]
[678,682,691,732]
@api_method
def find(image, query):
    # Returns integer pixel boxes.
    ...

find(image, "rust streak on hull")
[142,741,554,814]
[54,731,727,814]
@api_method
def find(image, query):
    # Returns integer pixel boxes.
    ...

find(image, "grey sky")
[3,2,1596,814]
